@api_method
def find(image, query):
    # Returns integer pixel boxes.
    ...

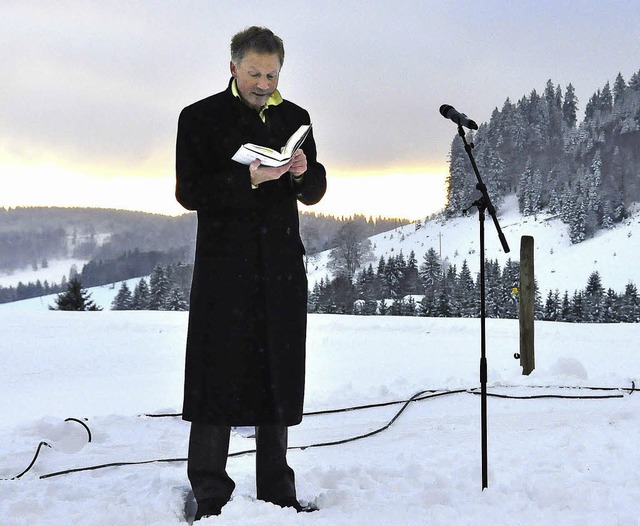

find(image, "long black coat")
[175,81,326,426]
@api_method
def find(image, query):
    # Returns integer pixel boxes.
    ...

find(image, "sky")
[2,1,640,220]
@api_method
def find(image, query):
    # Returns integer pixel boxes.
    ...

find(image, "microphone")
[439,104,478,130]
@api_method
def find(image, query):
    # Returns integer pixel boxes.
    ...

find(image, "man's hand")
[249,159,293,186]
[289,149,307,178]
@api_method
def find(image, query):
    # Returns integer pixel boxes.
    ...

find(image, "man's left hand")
[289,149,307,178]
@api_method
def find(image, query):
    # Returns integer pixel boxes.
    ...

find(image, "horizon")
[0,202,421,222]
[2,1,640,219]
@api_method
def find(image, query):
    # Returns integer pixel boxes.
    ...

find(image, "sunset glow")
[1,155,447,220]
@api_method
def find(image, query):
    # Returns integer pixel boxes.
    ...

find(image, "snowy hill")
[1,311,639,525]
[4,194,640,313]
[307,195,640,296]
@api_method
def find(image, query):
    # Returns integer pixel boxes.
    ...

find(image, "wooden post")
[519,235,535,375]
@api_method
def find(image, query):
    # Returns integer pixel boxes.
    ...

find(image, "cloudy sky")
[2,0,640,219]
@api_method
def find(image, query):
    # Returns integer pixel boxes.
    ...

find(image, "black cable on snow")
[4,382,636,481]
[143,382,636,419]
[2,418,92,481]
[2,441,51,480]
[65,417,92,443]
[40,388,467,480]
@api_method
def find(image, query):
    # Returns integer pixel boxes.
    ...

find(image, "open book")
[231,124,312,167]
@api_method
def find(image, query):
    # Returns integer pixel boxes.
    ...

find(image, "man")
[175,26,326,520]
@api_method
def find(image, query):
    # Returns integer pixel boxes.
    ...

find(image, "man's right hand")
[249,159,293,187]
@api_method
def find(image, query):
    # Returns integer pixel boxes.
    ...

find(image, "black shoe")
[194,498,225,521]
[266,497,319,513]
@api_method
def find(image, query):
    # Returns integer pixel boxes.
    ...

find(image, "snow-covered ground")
[307,195,640,296]
[1,311,639,525]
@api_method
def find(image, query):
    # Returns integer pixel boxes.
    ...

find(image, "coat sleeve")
[290,125,327,206]
[175,106,255,212]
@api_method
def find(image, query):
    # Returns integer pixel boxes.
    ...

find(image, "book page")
[282,124,312,157]
[231,124,312,167]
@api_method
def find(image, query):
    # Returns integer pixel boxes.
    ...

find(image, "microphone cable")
[3,382,635,481]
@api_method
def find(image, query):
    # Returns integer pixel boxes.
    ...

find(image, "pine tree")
[622,282,640,322]
[401,250,420,295]
[547,180,563,215]
[149,265,171,310]
[562,83,578,128]
[445,135,476,216]
[383,254,403,298]
[111,281,133,310]
[543,290,560,321]
[584,271,605,323]
[585,271,603,297]
[501,259,520,318]
[602,289,618,323]
[420,248,443,289]
[481,148,507,204]
[629,70,640,92]
[600,81,613,112]
[50,278,102,311]
[166,287,189,311]
[483,259,502,318]
[518,159,534,214]
[613,73,627,105]
[456,260,477,317]
[132,278,151,310]
[587,151,603,210]
[570,290,585,322]
[308,281,322,313]
[601,200,614,229]
[436,264,457,317]
[568,194,587,244]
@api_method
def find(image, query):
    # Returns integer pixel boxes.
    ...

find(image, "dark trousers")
[187,423,296,505]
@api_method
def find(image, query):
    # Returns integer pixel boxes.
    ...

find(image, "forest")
[102,250,640,324]
[445,68,640,244]
[307,249,640,323]
[307,68,640,323]
[0,208,408,304]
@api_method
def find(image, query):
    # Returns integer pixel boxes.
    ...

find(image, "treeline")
[0,279,67,304]
[308,249,640,323]
[81,249,188,288]
[541,274,640,323]
[111,262,192,311]
[300,213,410,254]
[0,249,181,304]
[309,249,519,317]
[446,68,640,243]
[0,207,410,276]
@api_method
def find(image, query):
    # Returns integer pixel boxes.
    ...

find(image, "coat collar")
[228,78,283,122]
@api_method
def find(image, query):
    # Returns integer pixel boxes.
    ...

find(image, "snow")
[0,258,88,288]
[1,310,639,525]
[307,195,640,296]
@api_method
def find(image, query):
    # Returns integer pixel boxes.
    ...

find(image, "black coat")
[175,81,326,426]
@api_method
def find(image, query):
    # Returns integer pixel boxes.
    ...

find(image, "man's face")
[231,51,281,111]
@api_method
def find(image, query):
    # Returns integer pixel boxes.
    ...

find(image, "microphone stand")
[457,125,510,490]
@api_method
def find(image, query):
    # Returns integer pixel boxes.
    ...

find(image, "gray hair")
[230,26,285,66]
